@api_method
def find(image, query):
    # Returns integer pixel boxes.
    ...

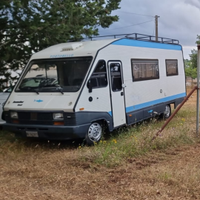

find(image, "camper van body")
[3,34,186,144]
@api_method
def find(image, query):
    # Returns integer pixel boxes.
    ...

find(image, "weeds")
[0,89,199,200]
[0,105,198,168]
[78,107,197,167]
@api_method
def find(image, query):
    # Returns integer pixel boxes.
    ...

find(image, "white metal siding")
[75,59,111,113]
[78,43,185,117]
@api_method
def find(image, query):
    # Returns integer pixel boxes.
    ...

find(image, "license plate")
[26,131,39,137]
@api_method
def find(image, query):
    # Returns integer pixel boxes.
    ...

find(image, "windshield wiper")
[40,84,59,88]
[18,87,40,94]
[19,85,64,94]
[34,89,40,95]
[39,84,64,94]
[56,86,64,95]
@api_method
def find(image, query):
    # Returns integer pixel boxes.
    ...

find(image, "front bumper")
[3,123,90,140]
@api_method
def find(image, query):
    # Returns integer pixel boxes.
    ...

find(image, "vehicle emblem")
[34,99,43,103]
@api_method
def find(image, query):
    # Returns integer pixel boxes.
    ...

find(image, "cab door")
[108,61,126,127]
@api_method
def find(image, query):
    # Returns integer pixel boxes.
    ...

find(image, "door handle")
[121,92,124,96]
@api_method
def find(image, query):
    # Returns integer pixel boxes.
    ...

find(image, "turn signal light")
[54,121,64,126]
[12,120,19,124]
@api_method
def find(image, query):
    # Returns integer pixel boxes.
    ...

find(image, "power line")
[117,11,154,18]
[107,19,154,30]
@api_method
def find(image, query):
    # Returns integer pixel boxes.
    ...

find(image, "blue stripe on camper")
[112,39,182,51]
[108,111,112,116]
[126,92,186,113]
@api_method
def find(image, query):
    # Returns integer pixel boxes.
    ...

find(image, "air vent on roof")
[61,42,83,51]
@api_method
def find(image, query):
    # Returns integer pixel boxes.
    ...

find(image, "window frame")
[166,59,178,76]
[109,62,123,92]
[15,57,93,93]
[131,59,159,82]
[87,60,108,89]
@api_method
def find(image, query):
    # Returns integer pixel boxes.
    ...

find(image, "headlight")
[10,112,18,119]
[53,113,63,120]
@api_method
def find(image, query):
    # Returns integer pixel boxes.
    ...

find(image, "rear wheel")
[85,122,103,145]
[163,104,171,119]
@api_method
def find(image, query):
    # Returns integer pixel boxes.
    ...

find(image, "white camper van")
[3,34,186,144]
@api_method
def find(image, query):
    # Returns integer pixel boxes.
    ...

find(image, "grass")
[1,96,200,199]
[77,105,197,167]
[0,104,197,168]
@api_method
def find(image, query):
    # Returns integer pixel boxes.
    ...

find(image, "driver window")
[88,60,107,89]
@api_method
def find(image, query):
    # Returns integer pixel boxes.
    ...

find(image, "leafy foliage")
[185,59,197,79]
[185,65,197,79]
[189,49,197,69]
[184,35,200,79]
[0,0,121,89]
[186,34,200,72]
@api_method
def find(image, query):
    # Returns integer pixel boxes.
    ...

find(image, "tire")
[163,104,171,119]
[85,122,102,145]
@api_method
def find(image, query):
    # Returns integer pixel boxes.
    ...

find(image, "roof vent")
[61,42,83,51]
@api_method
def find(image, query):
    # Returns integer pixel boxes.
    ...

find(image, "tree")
[185,64,197,79]
[0,0,121,89]
[185,51,197,79]
[0,1,13,89]
[189,49,197,69]
[184,35,200,81]
[187,34,200,70]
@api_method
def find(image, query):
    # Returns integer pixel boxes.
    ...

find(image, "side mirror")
[87,80,92,93]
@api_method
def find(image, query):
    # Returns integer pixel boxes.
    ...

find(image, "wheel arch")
[90,118,113,132]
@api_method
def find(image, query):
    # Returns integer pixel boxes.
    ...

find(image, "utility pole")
[196,44,200,136]
[155,15,160,41]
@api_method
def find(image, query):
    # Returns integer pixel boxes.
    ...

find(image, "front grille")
[17,112,53,125]
[8,111,76,126]
[38,113,53,121]
[18,112,30,119]
[18,112,53,121]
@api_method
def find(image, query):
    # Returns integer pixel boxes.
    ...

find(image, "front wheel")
[163,104,171,119]
[85,122,102,145]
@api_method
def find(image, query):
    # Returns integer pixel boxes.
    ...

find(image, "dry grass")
[0,87,200,200]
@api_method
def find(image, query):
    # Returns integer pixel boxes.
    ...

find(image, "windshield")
[16,57,92,93]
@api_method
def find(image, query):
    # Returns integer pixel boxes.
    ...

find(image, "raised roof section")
[87,33,179,45]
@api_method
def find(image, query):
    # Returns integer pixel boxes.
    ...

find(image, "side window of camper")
[88,60,107,89]
[166,59,178,76]
[131,59,159,81]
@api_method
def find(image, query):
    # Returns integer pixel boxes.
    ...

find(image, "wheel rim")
[88,122,102,142]
[164,105,170,118]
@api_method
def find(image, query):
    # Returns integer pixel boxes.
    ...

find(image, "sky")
[99,0,200,59]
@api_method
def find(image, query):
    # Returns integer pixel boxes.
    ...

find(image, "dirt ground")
[1,143,200,200]
[1,87,200,200]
